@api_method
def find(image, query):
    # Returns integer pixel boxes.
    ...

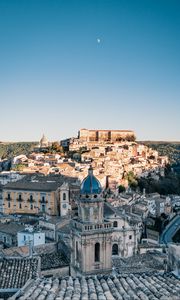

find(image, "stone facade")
[78,128,135,142]
[2,176,73,216]
[71,168,113,275]
[2,188,58,215]
[70,168,140,275]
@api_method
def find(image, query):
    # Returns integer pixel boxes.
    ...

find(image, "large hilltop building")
[78,128,135,142]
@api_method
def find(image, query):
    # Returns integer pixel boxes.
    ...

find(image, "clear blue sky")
[0,0,180,141]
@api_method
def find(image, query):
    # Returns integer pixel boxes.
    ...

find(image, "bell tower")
[71,167,113,275]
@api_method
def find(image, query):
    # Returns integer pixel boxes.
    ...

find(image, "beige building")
[3,181,60,215]
[71,168,141,276]
[71,167,113,275]
[2,175,79,216]
[78,128,135,142]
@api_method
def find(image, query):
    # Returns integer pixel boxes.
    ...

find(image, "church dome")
[80,167,102,195]
[40,134,49,147]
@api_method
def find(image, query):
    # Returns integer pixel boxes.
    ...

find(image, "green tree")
[118,185,126,193]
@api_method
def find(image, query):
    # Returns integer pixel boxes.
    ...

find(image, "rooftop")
[3,174,80,192]
[0,223,25,236]
[12,272,180,300]
[40,251,69,271]
[0,246,29,258]
[0,257,39,290]
[112,253,167,274]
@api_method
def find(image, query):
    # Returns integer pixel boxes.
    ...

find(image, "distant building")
[78,128,135,142]
[34,134,51,152]
[40,134,49,148]
[18,226,45,247]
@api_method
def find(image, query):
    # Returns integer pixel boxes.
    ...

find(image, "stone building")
[2,175,79,216]
[71,167,113,275]
[78,128,135,142]
[2,180,61,215]
[70,167,140,275]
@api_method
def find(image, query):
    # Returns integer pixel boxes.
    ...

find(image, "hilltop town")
[0,129,179,299]
[0,129,168,189]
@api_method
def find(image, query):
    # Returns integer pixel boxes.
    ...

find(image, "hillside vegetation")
[140,141,180,166]
[0,142,37,160]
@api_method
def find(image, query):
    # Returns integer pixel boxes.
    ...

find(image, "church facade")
[70,168,141,275]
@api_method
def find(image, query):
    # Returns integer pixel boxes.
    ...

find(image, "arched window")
[112,244,118,255]
[113,221,118,228]
[63,193,66,201]
[95,243,100,262]
[30,195,33,201]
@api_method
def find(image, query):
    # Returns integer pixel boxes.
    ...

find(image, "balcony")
[72,220,113,232]
[5,197,12,201]
[17,198,23,202]
[27,198,36,203]
[39,199,48,204]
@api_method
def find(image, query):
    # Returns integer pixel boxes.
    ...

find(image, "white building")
[18,226,45,247]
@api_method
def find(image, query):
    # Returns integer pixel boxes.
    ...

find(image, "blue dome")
[80,167,102,195]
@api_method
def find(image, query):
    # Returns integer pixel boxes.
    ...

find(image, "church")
[70,167,141,275]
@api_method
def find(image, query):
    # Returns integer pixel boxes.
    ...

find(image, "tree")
[51,142,63,153]
[118,185,126,193]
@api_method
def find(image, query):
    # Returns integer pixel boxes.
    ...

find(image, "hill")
[0,142,37,160]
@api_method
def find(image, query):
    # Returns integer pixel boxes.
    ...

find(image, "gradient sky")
[0,0,180,141]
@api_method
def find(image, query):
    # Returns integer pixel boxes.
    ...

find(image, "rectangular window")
[19,203,22,209]
[8,202,11,208]
[7,193,10,200]
[129,235,132,240]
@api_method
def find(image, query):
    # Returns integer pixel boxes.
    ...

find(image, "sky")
[0,0,180,142]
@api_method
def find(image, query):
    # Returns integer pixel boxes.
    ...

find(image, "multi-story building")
[2,175,80,216]
[78,128,135,142]
[2,180,60,215]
